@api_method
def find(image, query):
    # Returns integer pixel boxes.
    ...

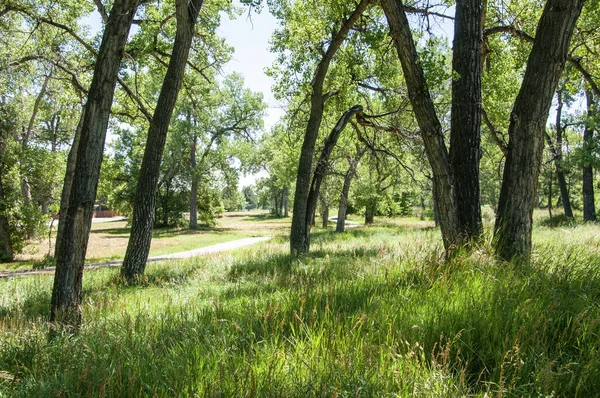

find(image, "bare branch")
[481,108,508,156]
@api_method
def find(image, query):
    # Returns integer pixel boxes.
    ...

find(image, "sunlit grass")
[1,218,599,396]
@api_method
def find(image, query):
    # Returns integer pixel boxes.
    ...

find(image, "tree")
[121,0,204,282]
[582,90,597,221]
[289,0,372,255]
[494,0,584,262]
[51,0,140,326]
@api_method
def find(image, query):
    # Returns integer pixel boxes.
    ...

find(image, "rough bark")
[494,0,584,262]
[54,111,83,261]
[304,105,362,248]
[382,0,459,252]
[450,0,483,240]
[51,0,139,326]
[121,0,203,281]
[365,202,375,224]
[583,90,597,221]
[0,141,13,262]
[290,0,371,255]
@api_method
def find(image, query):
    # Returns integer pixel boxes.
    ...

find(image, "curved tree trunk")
[51,0,139,327]
[304,105,363,246]
[320,195,329,228]
[121,0,204,282]
[494,0,584,262]
[336,155,361,233]
[290,0,371,255]
[583,90,596,221]
[382,0,459,253]
[450,0,483,240]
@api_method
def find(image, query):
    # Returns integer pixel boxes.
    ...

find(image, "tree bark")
[494,0,584,262]
[290,0,371,255]
[382,0,459,253]
[583,90,596,221]
[121,0,204,282]
[450,0,483,240]
[365,202,375,224]
[54,111,83,261]
[0,136,13,262]
[304,105,362,247]
[51,0,139,326]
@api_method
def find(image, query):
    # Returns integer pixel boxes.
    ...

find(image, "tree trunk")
[494,0,584,262]
[549,91,574,218]
[336,156,360,233]
[365,202,375,224]
[304,105,362,246]
[121,0,204,282]
[290,0,371,255]
[189,114,198,229]
[51,0,138,327]
[0,153,13,262]
[320,196,329,228]
[283,186,289,217]
[382,0,459,252]
[583,90,596,221]
[54,111,83,261]
[450,0,483,240]
[548,167,553,219]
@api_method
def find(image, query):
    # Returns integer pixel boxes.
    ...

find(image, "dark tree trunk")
[450,0,483,240]
[382,0,460,253]
[274,194,280,217]
[336,155,360,233]
[290,0,371,255]
[54,112,83,261]
[583,90,596,221]
[121,0,203,282]
[189,137,198,229]
[51,0,139,326]
[548,167,553,219]
[320,196,329,228]
[547,91,574,218]
[304,105,362,246]
[494,0,584,262]
[365,202,375,224]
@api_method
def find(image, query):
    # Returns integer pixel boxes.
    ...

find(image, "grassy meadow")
[1,213,599,396]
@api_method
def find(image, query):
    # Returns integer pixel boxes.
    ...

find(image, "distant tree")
[242,186,258,210]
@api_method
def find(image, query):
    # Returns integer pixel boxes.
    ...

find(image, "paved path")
[0,236,273,279]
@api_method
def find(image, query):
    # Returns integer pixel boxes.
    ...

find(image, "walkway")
[0,236,273,279]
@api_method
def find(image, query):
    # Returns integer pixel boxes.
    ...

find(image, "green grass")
[1,219,599,396]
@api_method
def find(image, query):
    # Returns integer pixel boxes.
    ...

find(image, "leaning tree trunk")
[304,105,363,247]
[449,0,483,241]
[0,148,13,262]
[121,0,204,282]
[51,0,139,327]
[382,0,459,253]
[54,111,83,261]
[494,0,584,262]
[583,90,596,221]
[336,153,362,233]
[290,0,371,255]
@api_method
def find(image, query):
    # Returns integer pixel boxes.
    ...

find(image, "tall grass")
[1,222,599,396]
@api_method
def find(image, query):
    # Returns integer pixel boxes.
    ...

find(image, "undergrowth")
[1,222,599,396]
